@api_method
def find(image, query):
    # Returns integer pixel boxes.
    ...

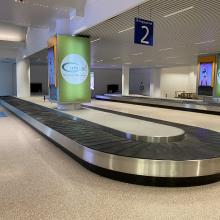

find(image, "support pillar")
[16,58,30,98]
[122,64,130,96]
[150,68,161,98]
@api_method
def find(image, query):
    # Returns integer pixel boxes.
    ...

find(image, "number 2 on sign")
[141,26,149,44]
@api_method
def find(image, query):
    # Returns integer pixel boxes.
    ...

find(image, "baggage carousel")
[95,94,220,115]
[1,96,220,187]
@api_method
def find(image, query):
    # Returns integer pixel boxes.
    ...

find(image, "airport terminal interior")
[1,0,220,219]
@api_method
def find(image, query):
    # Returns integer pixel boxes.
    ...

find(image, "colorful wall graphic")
[48,35,91,103]
[216,55,220,97]
[198,55,216,96]
[199,63,213,87]
[48,47,55,86]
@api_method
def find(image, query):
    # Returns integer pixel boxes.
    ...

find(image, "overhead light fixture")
[118,26,134,34]
[194,40,215,45]
[0,23,26,42]
[164,6,194,18]
[166,56,178,59]
[96,59,103,63]
[131,52,143,56]
[159,48,173,51]
[112,56,121,60]
[91,38,101,43]
[194,52,208,56]
[124,62,132,65]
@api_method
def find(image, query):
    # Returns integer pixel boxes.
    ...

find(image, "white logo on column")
[60,54,88,85]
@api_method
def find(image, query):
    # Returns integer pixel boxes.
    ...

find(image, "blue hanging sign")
[134,17,154,46]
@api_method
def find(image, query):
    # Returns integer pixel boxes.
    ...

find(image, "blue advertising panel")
[199,63,213,87]
[134,17,154,46]
[48,47,55,85]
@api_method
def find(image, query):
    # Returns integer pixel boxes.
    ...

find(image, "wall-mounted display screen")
[199,63,213,87]
[198,55,216,96]
[48,47,55,86]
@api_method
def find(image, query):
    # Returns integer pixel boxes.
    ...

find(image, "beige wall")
[160,66,197,98]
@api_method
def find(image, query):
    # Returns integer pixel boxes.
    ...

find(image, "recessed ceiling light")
[194,40,215,45]
[164,6,194,18]
[145,59,152,62]
[91,38,101,43]
[166,56,178,59]
[159,48,173,51]
[130,52,143,56]
[112,56,121,60]
[96,59,103,63]
[118,27,134,34]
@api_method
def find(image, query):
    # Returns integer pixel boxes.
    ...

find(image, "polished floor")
[88,99,220,133]
[25,96,220,132]
[23,97,184,139]
[1,101,220,219]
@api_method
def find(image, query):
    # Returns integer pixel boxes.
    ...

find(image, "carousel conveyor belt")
[95,94,220,115]
[1,96,220,187]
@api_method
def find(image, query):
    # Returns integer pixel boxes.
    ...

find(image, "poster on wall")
[215,55,220,97]
[58,35,91,103]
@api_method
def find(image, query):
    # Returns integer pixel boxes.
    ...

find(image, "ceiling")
[81,0,220,68]
[29,49,48,65]
[0,0,86,61]
[0,0,86,28]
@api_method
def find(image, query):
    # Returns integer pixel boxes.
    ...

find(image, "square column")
[16,58,30,98]
[122,64,130,96]
[150,68,161,98]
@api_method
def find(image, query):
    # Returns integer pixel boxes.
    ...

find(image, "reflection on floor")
[25,96,220,132]
[88,99,220,133]
[1,106,220,219]
[22,96,184,139]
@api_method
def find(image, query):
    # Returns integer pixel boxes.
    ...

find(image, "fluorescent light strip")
[131,52,143,56]
[118,26,134,34]
[159,48,173,51]
[164,6,194,18]
[166,56,178,59]
[96,59,103,63]
[194,40,215,45]
[91,38,101,43]
[112,56,121,60]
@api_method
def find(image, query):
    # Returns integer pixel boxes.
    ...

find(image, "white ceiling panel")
[81,0,220,68]
[0,0,86,27]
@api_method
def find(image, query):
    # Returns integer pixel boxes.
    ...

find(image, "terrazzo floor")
[1,102,220,219]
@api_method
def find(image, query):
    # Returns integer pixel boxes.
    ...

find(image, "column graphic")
[48,35,91,103]
[216,55,220,97]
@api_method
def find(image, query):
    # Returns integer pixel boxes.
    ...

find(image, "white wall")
[160,66,197,98]
[129,68,151,95]
[0,62,14,96]
[30,64,48,95]
[92,68,122,95]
